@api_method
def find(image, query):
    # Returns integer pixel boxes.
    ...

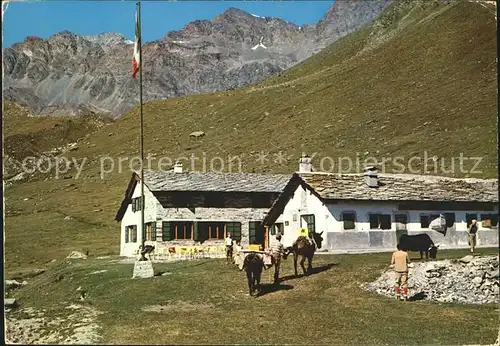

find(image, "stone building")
[115,162,290,257]
[263,159,499,252]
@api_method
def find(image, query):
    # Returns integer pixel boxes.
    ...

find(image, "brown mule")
[285,231,324,277]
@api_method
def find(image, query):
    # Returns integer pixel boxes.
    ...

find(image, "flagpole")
[138,0,145,252]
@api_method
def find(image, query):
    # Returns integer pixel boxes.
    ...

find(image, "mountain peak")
[223,7,251,16]
[83,32,132,47]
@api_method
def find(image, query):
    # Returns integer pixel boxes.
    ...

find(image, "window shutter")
[151,222,157,241]
[132,199,136,212]
[125,227,130,243]
[270,225,276,235]
[233,222,241,241]
[193,222,199,241]
[162,222,172,241]
[132,226,138,242]
[249,222,257,244]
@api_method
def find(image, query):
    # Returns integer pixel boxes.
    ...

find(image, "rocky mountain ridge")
[3,0,392,117]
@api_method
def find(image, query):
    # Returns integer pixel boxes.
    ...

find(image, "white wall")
[275,184,499,251]
[278,184,330,248]
[120,183,158,256]
[120,187,275,257]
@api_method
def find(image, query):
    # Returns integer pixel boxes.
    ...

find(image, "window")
[369,214,391,230]
[420,214,440,228]
[270,223,284,236]
[125,225,137,243]
[196,222,226,241]
[301,215,315,233]
[444,213,456,228]
[209,222,225,240]
[466,213,478,227]
[172,222,193,240]
[480,214,499,229]
[394,214,408,231]
[249,221,265,245]
[145,222,156,241]
[226,222,242,241]
[341,212,356,230]
[131,197,143,212]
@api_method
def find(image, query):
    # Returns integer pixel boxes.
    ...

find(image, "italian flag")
[132,4,140,79]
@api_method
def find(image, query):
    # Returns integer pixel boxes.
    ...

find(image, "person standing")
[468,219,478,253]
[391,244,411,301]
[269,234,285,284]
[225,232,233,263]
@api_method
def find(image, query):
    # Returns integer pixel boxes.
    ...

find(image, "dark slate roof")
[139,171,291,193]
[298,173,498,202]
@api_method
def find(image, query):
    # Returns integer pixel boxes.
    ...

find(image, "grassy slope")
[6,248,499,344]
[4,1,498,272]
[3,102,112,163]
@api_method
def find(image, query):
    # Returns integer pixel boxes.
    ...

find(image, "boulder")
[5,280,26,289]
[459,255,474,264]
[66,251,87,259]
[189,131,205,138]
[5,298,17,308]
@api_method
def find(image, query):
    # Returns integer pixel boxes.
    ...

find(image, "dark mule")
[399,233,439,260]
[226,245,233,264]
[286,231,324,277]
[243,253,265,296]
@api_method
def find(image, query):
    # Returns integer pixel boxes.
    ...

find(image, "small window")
[466,213,478,227]
[125,225,137,243]
[145,222,156,241]
[420,214,440,228]
[270,223,284,236]
[301,214,316,233]
[342,212,356,230]
[369,214,391,230]
[444,213,456,228]
[394,214,408,231]
[420,215,430,228]
[131,197,143,212]
[480,214,499,229]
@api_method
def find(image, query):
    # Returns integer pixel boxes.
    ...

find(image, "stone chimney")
[364,166,378,188]
[173,161,183,173]
[299,154,312,173]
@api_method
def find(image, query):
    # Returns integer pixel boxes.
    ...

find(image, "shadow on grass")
[258,283,294,297]
[280,262,338,282]
[408,291,428,301]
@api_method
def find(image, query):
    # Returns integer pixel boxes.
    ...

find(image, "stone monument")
[132,259,154,279]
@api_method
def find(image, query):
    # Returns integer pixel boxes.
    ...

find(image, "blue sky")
[2,1,334,48]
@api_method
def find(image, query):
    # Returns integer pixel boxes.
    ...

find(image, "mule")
[243,253,265,296]
[286,231,324,277]
[226,245,234,264]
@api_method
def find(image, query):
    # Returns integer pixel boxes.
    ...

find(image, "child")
[468,219,478,253]
[391,244,411,301]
